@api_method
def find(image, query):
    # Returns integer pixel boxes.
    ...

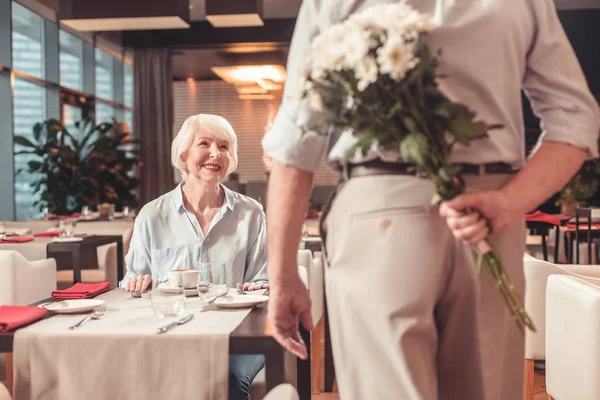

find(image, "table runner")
[13,288,255,400]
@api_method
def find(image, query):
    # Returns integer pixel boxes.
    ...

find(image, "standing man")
[262,1,600,399]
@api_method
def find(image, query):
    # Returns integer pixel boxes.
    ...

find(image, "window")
[59,30,83,91]
[124,64,133,107]
[95,48,113,100]
[95,101,114,124]
[13,78,46,220]
[12,2,45,79]
[124,110,133,133]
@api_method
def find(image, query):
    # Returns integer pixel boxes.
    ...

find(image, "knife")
[156,314,194,334]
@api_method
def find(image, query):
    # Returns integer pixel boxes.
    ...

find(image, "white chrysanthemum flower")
[341,23,371,70]
[377,37,418,81]
[355,56,378,91]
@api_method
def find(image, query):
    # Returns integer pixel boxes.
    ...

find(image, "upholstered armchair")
[263,384,299,400]
[0,250,56,306]
[546,275,600,400]
[523,254,600,400]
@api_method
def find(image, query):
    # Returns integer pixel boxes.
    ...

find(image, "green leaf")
[448,118,488,145]
[14,136,37,148]
[28,160,43,171]
[438,165,462,183]
[399,133,429,166]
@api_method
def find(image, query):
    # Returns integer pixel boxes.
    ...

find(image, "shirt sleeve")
[119,210,152,288]
[244,207,268,283]
[523,0,600,158]
[261,0,330,172]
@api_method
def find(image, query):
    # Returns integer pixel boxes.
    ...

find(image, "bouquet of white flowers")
[297,2,535,334]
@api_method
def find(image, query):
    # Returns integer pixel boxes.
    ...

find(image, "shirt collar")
[172,181,235,213]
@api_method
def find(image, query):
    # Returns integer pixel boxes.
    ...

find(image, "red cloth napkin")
[525,211,571,226]
[51,282,111,299]
[34,230,61,238]
[0,305,47,332]
[0,236,34,243]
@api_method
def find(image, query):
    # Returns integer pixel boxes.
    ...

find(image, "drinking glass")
[122,206,130,217]
[0,221,6,240]
[197,261,231,307]
[150,271,186,317]
[59,218,77,238]
[81,206,90,216]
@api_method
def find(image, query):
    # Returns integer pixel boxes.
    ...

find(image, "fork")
[69,304,106,330]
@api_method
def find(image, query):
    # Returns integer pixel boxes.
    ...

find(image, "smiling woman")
[120,113,268,400]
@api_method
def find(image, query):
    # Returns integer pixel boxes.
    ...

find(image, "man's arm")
[440,142,587,241]
[265,160,315,359]
[266,161,314,283]
[501,142,586,216]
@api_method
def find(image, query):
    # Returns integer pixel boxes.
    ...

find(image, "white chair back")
[546,275,600,400]
[524,254,600,360]
[0,250,57,306]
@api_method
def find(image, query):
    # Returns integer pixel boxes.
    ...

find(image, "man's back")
[295,0,598,167]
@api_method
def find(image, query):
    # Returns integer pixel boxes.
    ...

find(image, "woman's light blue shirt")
[119,183,268,287]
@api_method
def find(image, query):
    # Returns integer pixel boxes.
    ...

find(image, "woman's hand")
[125,274,152,292]
[236,282,270,292]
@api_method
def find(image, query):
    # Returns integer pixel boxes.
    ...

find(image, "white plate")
[52,237,84,243]
[43,299,105,314]
[214,295,269,309]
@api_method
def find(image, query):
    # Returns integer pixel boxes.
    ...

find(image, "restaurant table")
[46,235,124,284]
[0,291,310,400]
[526,219,569,263]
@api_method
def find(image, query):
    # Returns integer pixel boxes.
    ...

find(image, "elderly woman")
[120,114,268,400]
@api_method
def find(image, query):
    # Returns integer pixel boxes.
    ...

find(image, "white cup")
[166,271,183,288]
[181,270,200,289]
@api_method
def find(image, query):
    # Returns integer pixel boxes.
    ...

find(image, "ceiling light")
[237,86,269,95]
[211,65,286,85]
[58,0,190,31]
[205,0,264,28]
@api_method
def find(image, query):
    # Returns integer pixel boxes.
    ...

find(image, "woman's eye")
[220,145,228,150]
[199,141,209,146]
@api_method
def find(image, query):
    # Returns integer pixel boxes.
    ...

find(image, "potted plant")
[555,159,600,216]
[15,118,141,215]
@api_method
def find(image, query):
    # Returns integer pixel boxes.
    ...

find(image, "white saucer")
[43,299,105,314]
[214,295,269,309]
[52,237,84,243]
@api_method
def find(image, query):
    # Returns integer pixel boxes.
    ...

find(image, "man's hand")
[439,189,520,244]
[236,282,270,291]
[268,275,314,360]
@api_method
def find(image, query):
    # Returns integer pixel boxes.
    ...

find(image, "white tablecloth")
[13,289,255,400]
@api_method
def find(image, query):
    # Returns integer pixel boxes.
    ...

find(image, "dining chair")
[263,384,299,400]
[546,275,600,400]
[575,207,593,264]
[522,254,600,400]
[0,250,57,306]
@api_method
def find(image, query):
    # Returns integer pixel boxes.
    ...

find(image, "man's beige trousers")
[324,174,525,400]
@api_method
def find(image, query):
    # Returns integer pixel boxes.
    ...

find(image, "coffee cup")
[181,270,200,289]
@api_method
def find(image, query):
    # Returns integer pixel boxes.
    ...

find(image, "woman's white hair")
[171,114,238,179]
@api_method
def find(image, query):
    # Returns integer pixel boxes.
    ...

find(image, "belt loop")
[478,164,485,176]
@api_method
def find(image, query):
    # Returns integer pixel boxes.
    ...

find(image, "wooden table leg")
[524,359,535,400]
[6,352,13,396]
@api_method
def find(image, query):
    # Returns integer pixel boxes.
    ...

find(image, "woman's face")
[182,131,231,183]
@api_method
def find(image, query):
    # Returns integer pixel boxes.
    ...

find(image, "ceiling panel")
[189,0,302,21]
